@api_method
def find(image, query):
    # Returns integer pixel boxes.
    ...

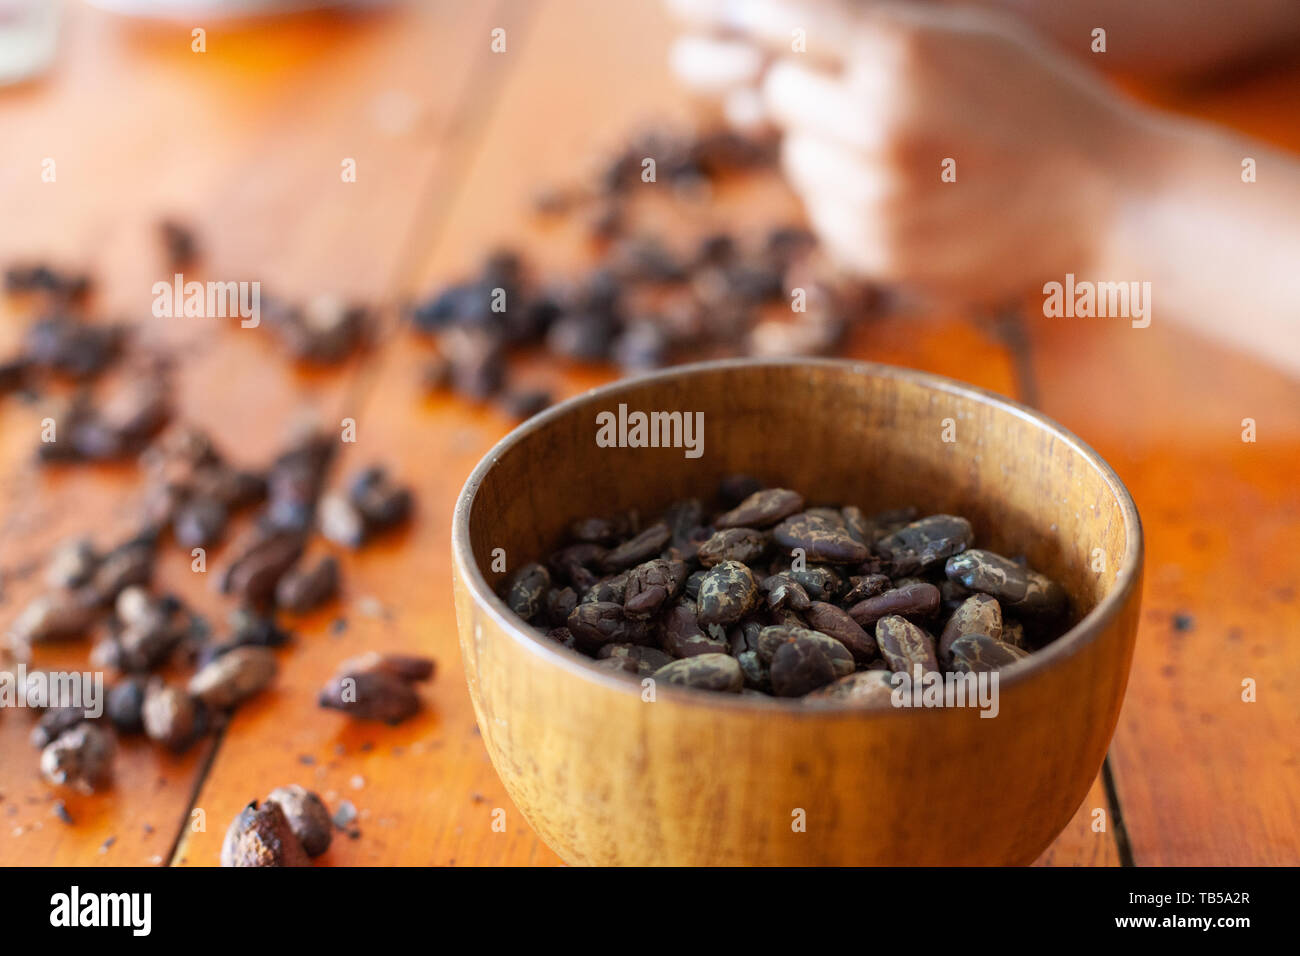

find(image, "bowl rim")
[451,357,1144,714]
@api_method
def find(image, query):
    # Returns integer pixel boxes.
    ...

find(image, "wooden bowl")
[451,358,1143,865]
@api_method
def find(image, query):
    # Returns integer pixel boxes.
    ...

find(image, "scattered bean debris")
[332,801,358,829]
[409,126,880,417]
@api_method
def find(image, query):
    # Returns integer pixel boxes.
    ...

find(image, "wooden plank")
[0,0,506,866]
[1025,59,1300,866]
[176,0,1112,866]
[1027,315,1300,865]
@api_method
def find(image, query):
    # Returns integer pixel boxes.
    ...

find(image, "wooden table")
[1,0,1296,867]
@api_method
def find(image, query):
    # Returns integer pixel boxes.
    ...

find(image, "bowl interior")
[461,359,1140,677]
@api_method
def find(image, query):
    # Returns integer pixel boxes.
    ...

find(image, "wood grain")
[2,0,1295,866]
[1022,60,1300,867]
[0,0,513,867]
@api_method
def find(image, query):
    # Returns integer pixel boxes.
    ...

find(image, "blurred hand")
[667,0,1146,302]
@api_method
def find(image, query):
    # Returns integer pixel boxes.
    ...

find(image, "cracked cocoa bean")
[760,572,811,611]
[873,514,973,575]
[266,784,333,858]
[188,646,277,710]
[773,512,869,564]
[661,599,729,657]
[221,800,311,867]
[653,653,743,693]
[938,593,1003,663]
[45,538,97,589]
[595,643,672,676]
[805,601,877,664]
[766,627,854,697]
[948,634,1031,673]
[567,601,658,651]
[623,558,688,618]
[847,582,940,629]
[875,615,940,676]
[804,670,894,707]
[504,562,550,622]
[944,549,1067,622]
[715,488,803,529]
[696,528,768,567]
[842,573,891,605]
[40,723,114,791]
[697,560,759,628]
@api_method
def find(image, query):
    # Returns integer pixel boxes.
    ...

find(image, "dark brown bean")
[275,556,340,613]
[566,601,658,652]
[875,615,940,676]
[760,573,812,611]
[220,801,311,867]
[548,543,606,591]
[266,785,333,858]
[945,549,1066,621]
[654,654,743,693]
[948,634,1030,673]
[317,669,421,724]
[595,643,672,676]
[546,586,578,627]
[767,627,854,697]
[842,573,891,605]
[220,528,305,609]
[938,593,1003,663]
[40,723,115,791]
[873,514,973,575]
[696,560,759,628]
[600,522,671,572]
[715,488,804,529]
[662,600,730,658]
[142,683,203,751]
[772,512,869,564]
[696,527,768,567]
[106,677,147,734]
[504,562,551,622]
[786,566,843,601]
[580,571,629,605]
[623,558,689,618]
[805,601,877,664]
[804,670,895,707]
[188,646,277,710]
[847,582,941,629]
